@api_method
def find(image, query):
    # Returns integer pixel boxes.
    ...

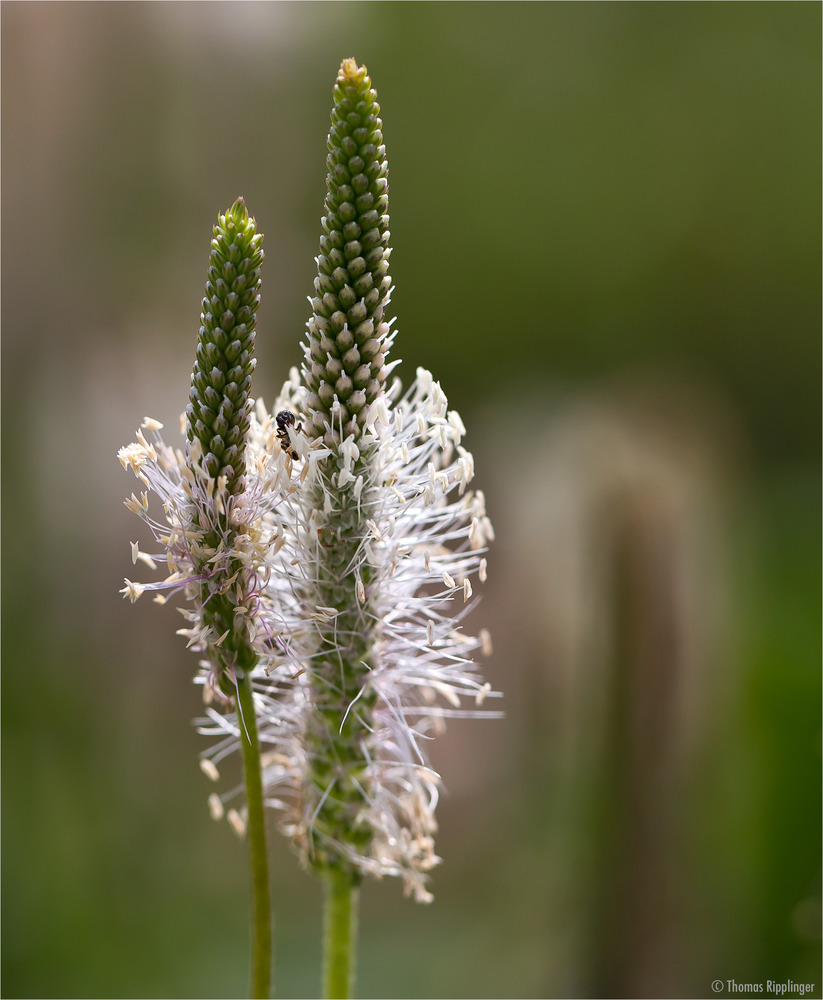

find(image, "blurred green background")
[2,3,820,998]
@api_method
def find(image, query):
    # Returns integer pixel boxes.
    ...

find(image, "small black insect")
[275,410,302,460]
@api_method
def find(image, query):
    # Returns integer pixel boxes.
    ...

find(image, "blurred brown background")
[2,3,820,998]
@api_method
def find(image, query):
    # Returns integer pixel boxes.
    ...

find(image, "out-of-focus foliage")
[2,4,819,998]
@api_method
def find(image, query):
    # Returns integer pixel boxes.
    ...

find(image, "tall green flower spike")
[301,59,394,880]
[305,57,393,444]
[119,198,272,999]
[292,59,496,996]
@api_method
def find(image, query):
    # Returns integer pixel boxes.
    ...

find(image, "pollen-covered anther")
[208,793,225,821]
[200,758,221,782]
[124,494,142,515]
[228,809,246,837]
[456,447,474,489]
[312,606,340,622]
[229,499,253,525]
[421,482,437,506]
[448,410,466,441]
[118,443,148,475]
[135,429,158,462]
[120,579,145,603]
[367,519,383,542]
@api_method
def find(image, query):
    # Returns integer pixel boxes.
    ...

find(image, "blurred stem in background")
[500,380,748,997]
[588,488,683,997]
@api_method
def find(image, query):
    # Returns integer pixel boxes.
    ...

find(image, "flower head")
[119,66,497,905]
[118,198,275,697]
[241,61,495,902]
[269,365,497,902]
[190,359,496,902]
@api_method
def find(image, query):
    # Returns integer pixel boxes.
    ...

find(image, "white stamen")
[120,579,145,603]
[200,758,220,782]
[228,809,246,837]
[475,682,492,706]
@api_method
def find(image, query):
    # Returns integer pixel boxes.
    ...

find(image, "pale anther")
[200,758,220,782]
[228,809,246,837]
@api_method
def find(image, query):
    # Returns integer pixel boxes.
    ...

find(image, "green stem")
[237,670,272,999]
[322,867,359,999]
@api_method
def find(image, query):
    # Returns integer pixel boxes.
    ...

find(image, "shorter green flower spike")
[304,58,393,443]
[186,196,264,494]
[119,197,273,997]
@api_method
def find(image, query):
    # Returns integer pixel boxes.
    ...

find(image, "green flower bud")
[304,59,392,443]
[186,197,264,493]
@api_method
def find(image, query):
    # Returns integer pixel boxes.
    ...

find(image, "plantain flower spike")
[118,198,275,700]
[256,59,497,902]
[118,64,497,906]
[119,198,278,996]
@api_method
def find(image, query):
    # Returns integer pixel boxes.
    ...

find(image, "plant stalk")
[323,866,359,999]
[237,670,272,999]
